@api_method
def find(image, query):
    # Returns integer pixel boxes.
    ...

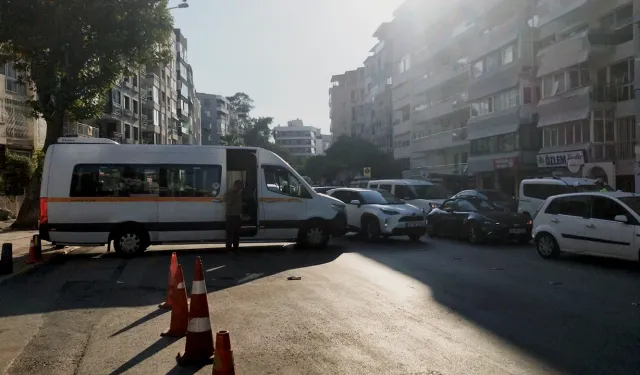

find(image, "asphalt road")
[0,236,639,375]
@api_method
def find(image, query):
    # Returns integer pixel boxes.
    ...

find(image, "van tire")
[112,225,149,257]
[298,221,329,249]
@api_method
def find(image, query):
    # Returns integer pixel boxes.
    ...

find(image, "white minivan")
[39,137,348,255]
[367,179,450,213]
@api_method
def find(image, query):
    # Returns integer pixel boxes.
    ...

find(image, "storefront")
[536,149,586,177]
[468,151,538,197]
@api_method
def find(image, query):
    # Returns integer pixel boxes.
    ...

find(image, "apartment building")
[317,134,332,154]
[363,24,394,153]
[273,119,322,156]
[535,0,636,191]
[175,29,198,145]
[0,63,48,156]
[198,93,231,145]
[329,68,364,139]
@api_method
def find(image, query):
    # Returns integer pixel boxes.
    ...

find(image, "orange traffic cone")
[212,331,235,375]
[161,264,189,337]
[177,257,214,366]
[24,235,42,265]
[159,252,179,309]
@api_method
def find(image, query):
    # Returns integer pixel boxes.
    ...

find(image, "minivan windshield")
[573,184,614,192]
[360,190,404,205]
[412,184,450,199]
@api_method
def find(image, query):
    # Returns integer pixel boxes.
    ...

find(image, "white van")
[39,137,348,255]
[518,177,614,219]
[366,179,450,213]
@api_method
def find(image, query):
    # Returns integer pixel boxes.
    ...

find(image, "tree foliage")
[0,0,175,228]
[0,151,43,197]
[302,136,403,183]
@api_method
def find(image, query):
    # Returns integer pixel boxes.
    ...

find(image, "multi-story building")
[317,134,332,154]
[175,29,198,145]
[0,62,48,155]
[535,0,635,191]
[198,93,231,145]
[329,68,364,139]
[273,119,322,156]
[95,65,144,144]
[400,1,471,179]
[363,24,394,153]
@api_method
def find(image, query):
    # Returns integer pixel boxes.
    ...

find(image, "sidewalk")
[0,229,67,284]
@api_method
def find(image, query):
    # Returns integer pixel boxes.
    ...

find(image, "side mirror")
[350,200,361,207]
[614,214,628,223]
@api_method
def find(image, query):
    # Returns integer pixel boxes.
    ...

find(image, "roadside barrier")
[212,331,236,375]
[24,235,42,265]
[177,256,214,366]
[161,264,189,337]
[159,252,179,309]
[0,243,12,275]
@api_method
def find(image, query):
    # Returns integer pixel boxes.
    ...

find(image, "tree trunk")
[11,116,63,230]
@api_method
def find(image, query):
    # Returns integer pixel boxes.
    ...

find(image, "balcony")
[63,122,99,138]
[411,127,468,154]
[414,62,469,94]
[412,92,468,124]
[468,105,534,140]
[537,30,612,79]
[537,85,617,129]
[468,17,530,62]
[0,99,31,146]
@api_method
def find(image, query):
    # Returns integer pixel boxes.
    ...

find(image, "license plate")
[407,222,424,228]
[509,228,526,234]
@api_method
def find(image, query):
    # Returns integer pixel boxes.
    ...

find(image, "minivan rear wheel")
[113,229,148,257]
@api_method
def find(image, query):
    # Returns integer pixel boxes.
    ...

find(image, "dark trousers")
[225,215,242,249]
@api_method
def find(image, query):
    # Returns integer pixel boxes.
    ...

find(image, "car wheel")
[408,234,422,242]
[365,218,381,243]
[299,224,329,249]
[536,233,560,259]
[467,223,483,244]
[113,229,147,257]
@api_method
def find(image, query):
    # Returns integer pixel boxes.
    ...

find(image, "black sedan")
[426,197,531,244]
[451,189,517,212]
[313,186,343,194]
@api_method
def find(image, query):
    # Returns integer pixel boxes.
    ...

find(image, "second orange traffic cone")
[161,264,189,337]
[24,235,42,265]
[212,331,235,375]
[159,252,179,309]
[177,257,214,366]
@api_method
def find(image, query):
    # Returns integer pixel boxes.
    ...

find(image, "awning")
[467,151,521,174]
[467,63,521,102]
[467,107,522,140]
[537,30,589,78]
[537,86,591,128]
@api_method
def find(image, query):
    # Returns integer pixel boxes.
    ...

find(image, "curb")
[0,246,80,286]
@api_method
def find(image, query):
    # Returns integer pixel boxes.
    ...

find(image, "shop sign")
[493,157,518,169]
[537,150,584,168]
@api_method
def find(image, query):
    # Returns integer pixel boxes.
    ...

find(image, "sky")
[172,0,404,134]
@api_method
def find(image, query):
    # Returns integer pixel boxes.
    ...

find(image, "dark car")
[313,186,343,194]
[426,196,531,244]
[452,189,517,212]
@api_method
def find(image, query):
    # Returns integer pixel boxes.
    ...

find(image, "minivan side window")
[378,184,392,192]
[263,166,311,198]
[523,183,567,199]
[394,185,412,199]
[545,196,590,217]
[70,164,222,198]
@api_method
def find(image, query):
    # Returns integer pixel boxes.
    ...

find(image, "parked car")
[533,191,640,262]
[518,177,613,220]
[313,186,343,194]
[367,179,450,213]
[452,189,517,212]
[426,196,532,244]
[326,188,426,242]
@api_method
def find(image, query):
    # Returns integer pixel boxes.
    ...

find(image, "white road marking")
[206,265,225,273]
[237,273,264,284]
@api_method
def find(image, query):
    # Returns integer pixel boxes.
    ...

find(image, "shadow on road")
[0,243,345,319]
[359,236,640,375]
[108,337,178,375]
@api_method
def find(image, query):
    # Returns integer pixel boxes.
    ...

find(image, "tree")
[226,92,254,134]
[243,117,272,147]
[0,0,175,229]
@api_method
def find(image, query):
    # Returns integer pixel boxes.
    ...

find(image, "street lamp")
[167,2,188,10]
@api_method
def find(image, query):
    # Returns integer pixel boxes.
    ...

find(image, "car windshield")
[619,197,640,215]
[480,190,511,201]
[412,184,450,199]
[360,190,404,205]
[573,184,614,192]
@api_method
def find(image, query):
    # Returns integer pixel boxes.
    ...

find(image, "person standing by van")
[224,180,244,252]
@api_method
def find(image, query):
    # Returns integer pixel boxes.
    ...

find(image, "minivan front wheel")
[299,223,329,249]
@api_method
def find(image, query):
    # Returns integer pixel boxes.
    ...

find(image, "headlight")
[330,203,345,211]
[429,202,439,209]
[380,209,400,215]
[527,220,532,225]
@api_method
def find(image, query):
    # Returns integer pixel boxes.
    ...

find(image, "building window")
[610,59,634,101]
[132,74,138,87]
[153,109,160,125]
[4,63,27,95]
[542,121,590,148]
[501,45,514,65]
[399,54,411,73]
[401,105,410,122]
[124,96,131,111]
[152,86,160,104]
[133,99,139,114]
[113,90,122,105]
[540,64,590,98]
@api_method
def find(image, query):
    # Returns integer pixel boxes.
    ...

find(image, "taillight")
[39,198,48,224]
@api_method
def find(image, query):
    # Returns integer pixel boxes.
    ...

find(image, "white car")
[327,188,427,242]
[532,191,640,262]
